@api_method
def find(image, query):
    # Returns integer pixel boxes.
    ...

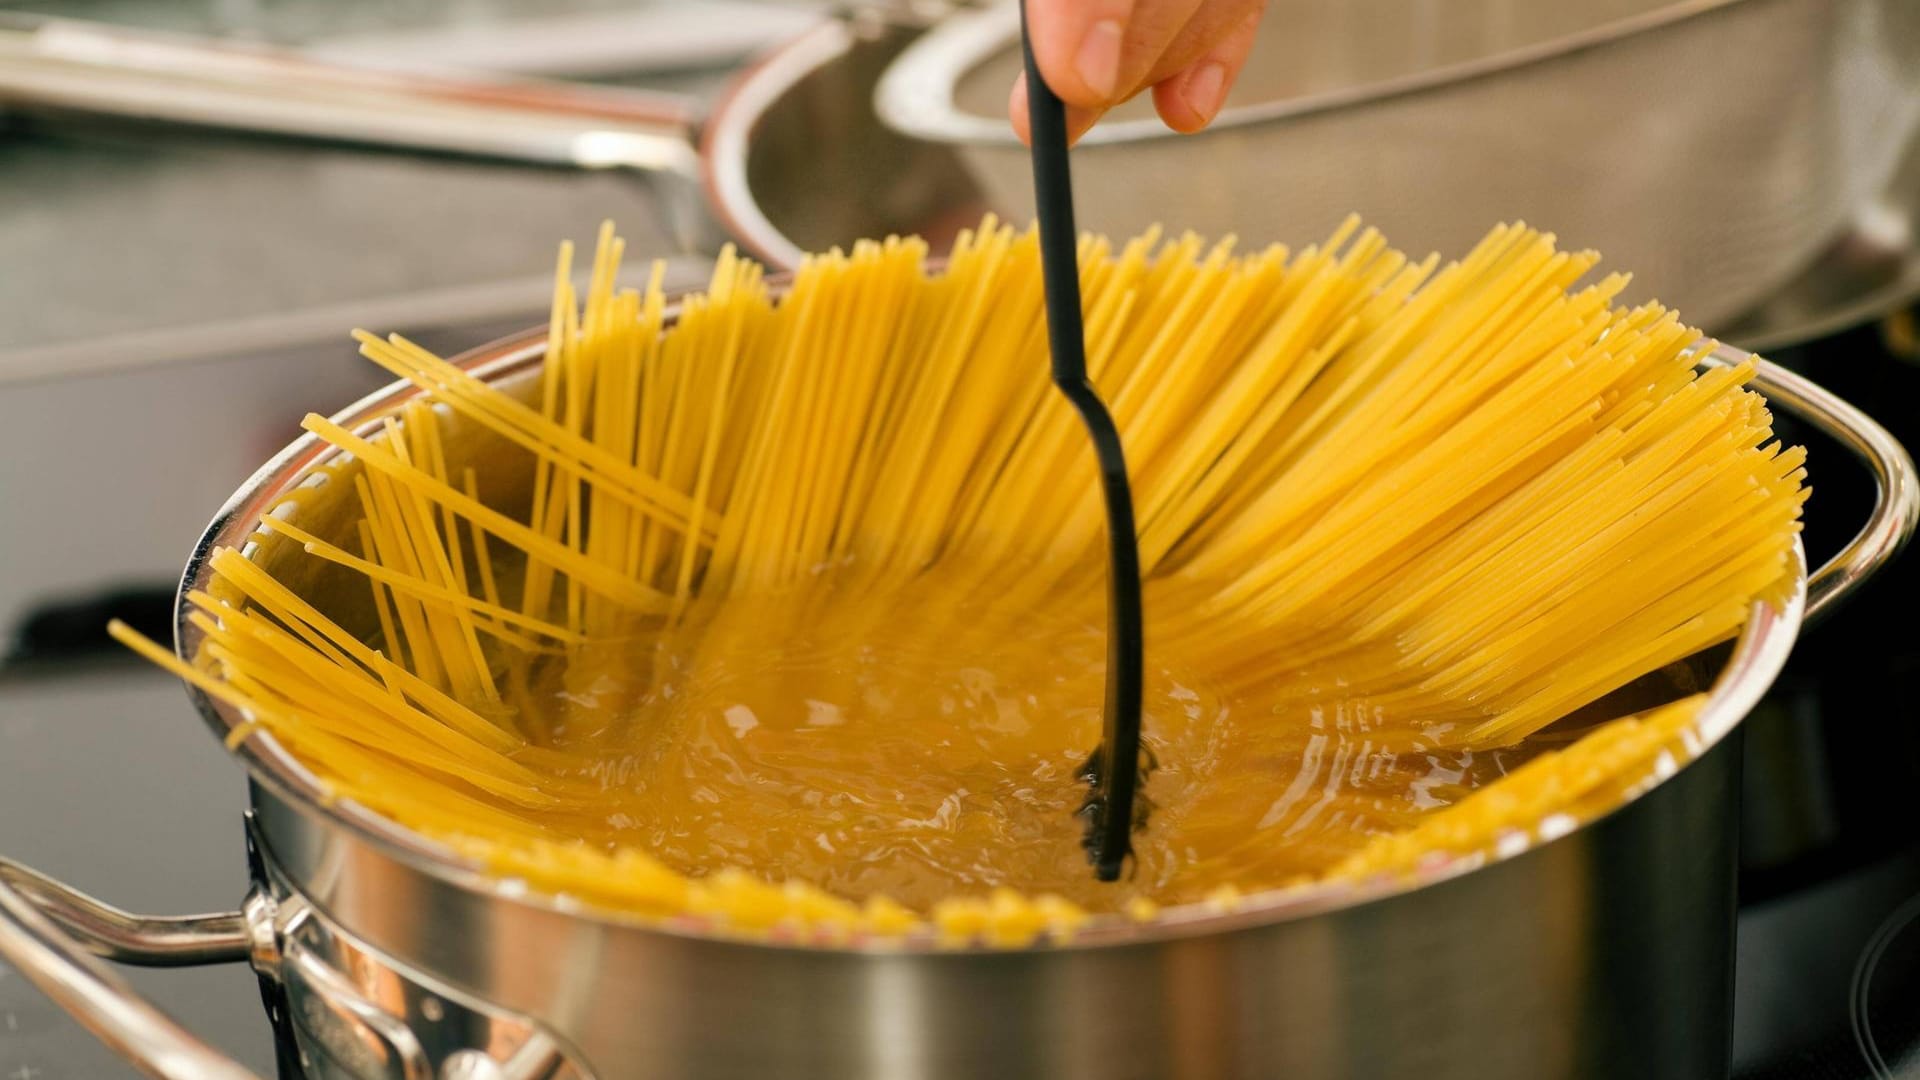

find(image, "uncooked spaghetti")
[113,216,1804,945]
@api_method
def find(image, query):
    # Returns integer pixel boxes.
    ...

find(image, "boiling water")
[502,571,1531,913]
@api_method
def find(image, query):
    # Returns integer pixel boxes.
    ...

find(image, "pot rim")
[875,0,1767,149]
[176,323,1806,955]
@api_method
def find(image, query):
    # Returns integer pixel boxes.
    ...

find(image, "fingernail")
[1075,19,1124,99]
[1183,62,1228,123]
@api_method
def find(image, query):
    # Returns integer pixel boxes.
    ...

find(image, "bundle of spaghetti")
[1328,694,1709,881]
[109,214,1805,942]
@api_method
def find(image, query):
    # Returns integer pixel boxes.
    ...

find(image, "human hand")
[1010,0,1267,145]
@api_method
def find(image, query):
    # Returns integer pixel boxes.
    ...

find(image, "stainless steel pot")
[876,0,1920,332]
[0,320,1912,1079]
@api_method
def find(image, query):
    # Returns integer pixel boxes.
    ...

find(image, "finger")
[1151,3,1263,133]
[1098,0,1208,109]
[1022,0,1137,108]
[1132,0,1265,95]
[1009,71,1108,147]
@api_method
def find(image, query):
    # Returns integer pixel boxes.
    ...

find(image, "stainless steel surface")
[256,834,590,1080]
[282,935,431,1080]
[877,0,1920,332]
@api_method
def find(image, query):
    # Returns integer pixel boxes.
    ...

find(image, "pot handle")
[0,857,265,1079]
[1741,352,1919,621]
[0,14,701,177]
[0,858,571,1080]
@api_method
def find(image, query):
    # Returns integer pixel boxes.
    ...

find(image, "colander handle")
[1737,351,1919,621]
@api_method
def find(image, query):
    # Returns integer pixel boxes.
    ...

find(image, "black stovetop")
[1723,316,1920,1080]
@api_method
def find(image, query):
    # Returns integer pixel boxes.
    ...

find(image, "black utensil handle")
[1018,2,1146,883]
[1018,10,1086,385]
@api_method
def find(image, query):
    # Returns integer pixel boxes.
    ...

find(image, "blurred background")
[0,1,1916,1076]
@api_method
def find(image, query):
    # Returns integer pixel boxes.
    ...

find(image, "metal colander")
[875,0,1920,329]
